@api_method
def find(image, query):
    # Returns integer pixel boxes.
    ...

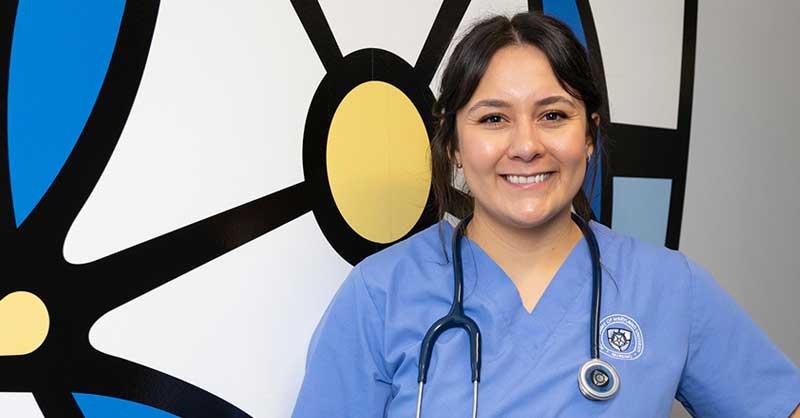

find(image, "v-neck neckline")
[460,225,594,362]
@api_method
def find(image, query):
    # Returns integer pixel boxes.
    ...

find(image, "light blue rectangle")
[612,177,672,246]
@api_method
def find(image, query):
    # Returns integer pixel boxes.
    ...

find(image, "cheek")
[556,146,587,168]
[546,134,589,171]
[460,130,505,172]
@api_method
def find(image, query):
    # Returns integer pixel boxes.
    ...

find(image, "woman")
[292,12,800,418]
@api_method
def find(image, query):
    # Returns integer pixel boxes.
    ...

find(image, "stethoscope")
[415,212,619,418]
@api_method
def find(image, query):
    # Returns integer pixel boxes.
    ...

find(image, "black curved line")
[72,350,251,418]
[21,0,160,241]
[33,390,85,418]
[79,182,311,321]
[676,0,697,138]
[414,0,470,84]
[528,0,543,12]
[664,0,697,249]
[0,0,19,235]
[576,0,613,225]
[290,0,342,72]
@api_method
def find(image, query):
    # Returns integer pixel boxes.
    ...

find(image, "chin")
[503,203,571,230]
[477,199,569,230]
[505,211,552,229]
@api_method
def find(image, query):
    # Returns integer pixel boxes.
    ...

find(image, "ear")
[586,112,600,159]
[448,143,462,167]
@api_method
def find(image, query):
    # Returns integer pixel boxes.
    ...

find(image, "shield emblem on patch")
[607,328,632,352]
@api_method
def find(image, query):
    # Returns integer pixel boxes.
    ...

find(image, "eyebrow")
[466,95,577,115]
[466,99,511,115]
[535,95,577,109]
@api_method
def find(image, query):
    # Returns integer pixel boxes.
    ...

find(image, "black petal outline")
[0,0,20,235]
[33,390,84,418]
[21,0,160,243]
[290,0,343,72]
[415,0,470,84]
[70,349,252,418]
[82,182,310,320]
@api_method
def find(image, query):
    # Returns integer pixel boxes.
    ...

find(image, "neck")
[467,207,580,260]
[465,206,583,295]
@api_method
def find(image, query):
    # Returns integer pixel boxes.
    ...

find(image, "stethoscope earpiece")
[578,358,620,401]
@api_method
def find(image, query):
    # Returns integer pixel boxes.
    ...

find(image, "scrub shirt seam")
[589,221,620,288]
[466,249,515,328]
[470,285,513,330]
[599,262,620,292]
[767,391,800,418]
[554,274,593,353]
[526,275,593,366]
[676,253,696,399]
[355,265,394,384]
[459,228,487,301]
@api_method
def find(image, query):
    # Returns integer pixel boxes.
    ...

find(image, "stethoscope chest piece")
[578,358,620,401]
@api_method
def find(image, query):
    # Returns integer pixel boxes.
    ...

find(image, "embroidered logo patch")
[599,314,644,360]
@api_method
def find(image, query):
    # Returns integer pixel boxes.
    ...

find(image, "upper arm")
[675,258,800,418]
[291,266,393,418]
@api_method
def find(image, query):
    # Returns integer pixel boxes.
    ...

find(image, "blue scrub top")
[292,220,800,417]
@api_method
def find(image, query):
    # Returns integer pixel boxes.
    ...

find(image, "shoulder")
[350,221,453,311]
[588,222,709,360]
[589,221,693,292]
[357,221,450,278]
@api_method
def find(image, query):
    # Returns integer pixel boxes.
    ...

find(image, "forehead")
[469,44,568,104]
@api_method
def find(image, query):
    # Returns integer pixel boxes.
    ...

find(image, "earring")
[456,161,463,169]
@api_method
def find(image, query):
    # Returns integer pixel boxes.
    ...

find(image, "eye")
[479,114,504,124]
[542,111,567,122]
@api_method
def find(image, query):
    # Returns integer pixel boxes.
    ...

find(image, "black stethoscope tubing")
[415,213,619,418]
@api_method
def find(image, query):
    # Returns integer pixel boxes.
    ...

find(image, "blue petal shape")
[73,393,181,418]
[542,0,587,47]
[584,148,603,217]
[8,0,127,226]
[544,0,598,215]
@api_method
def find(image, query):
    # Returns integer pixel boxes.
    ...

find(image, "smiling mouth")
[502,172,554,185]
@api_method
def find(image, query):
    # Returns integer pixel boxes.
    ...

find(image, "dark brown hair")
[430,12,607,223]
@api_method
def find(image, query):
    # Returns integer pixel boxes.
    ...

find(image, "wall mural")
[0,0,696,416]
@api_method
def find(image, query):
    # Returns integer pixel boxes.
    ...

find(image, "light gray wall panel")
[590,0,684,129]
[678,1,800,416]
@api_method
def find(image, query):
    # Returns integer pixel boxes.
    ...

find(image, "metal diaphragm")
[578,358,620,401]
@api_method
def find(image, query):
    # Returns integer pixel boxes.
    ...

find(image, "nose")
[506,119,544,162]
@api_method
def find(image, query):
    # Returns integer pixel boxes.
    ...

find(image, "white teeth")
[505,173,551,184]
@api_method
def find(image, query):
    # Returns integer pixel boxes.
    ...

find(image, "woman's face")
[454,44,596,230]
